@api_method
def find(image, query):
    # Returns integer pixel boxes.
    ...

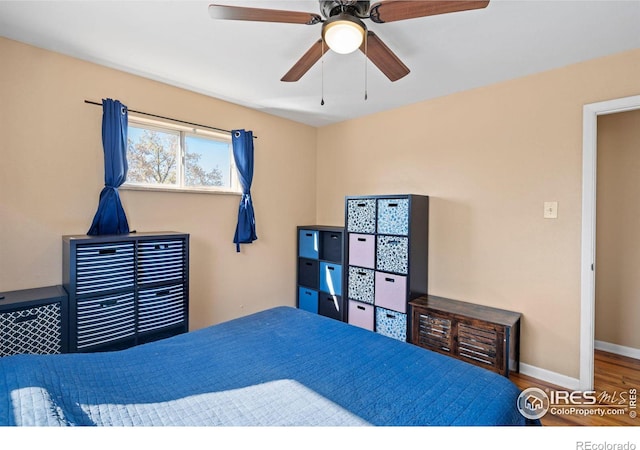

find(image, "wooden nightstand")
[409,295,521,377]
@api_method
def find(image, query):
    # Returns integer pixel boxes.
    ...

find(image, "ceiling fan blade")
[369,0,490,23]
[208,4,322,25]
[281,39,329,82]
[360,31,410,82]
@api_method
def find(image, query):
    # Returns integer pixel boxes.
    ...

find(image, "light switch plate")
[544,201,558,219]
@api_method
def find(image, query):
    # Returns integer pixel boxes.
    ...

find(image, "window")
[123,116,240,194]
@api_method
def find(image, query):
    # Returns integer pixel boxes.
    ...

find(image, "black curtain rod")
[84,100,257,139]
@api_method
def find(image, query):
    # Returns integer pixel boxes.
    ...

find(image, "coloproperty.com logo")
[517,386,637,420]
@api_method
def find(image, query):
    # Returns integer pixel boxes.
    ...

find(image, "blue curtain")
[87,99,130,235]
[232,129,257,252]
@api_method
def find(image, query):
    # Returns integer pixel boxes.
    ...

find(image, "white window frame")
[122,115,241,195]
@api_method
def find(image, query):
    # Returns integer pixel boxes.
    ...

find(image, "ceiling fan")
[208,1,490,82]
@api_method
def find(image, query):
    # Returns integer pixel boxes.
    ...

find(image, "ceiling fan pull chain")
[364,31,368,101]
[321,39,325,106]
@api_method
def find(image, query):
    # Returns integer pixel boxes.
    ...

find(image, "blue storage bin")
[320,262,342,296]
[377,198,409,235]
[298,287,318,314]
[375,307,407,342]
[298,229,319,259]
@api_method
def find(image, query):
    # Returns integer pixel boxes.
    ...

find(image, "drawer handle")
[155,290,171,296]
[330,235,338,240]
[357,271,367,276]
[305,262,313,267]
[357,237,367,242]
[305,233,313,237]
[357,203,367,207]
[357,305,365,311]
[387,240,400,245]
[303,291,312,296]
[154,244,169,250]
[0,295,5,301]
[388,203,398,207]
[100,299,118,308]
[327,266,335,271]
[14,314,38,323]
[99,249,116,255]
[385,277,395,283]
[386,313,396,319]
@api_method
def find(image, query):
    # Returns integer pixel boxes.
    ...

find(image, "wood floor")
[510,350,640,426]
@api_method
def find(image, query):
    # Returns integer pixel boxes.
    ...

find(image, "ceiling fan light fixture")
[322,14,366,55]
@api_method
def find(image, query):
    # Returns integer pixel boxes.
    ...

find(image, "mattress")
[0,306,534,426]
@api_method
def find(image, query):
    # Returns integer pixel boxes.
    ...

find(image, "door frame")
[580,94,640,390]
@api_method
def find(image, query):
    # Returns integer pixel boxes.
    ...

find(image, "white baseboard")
[518,363,581,391]
[517,343,639,391]
[595,340,640,360]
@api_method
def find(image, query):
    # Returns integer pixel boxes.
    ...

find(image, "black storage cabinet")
[63,231,189,352]
[0,285,69,356]
[296,225,346,321]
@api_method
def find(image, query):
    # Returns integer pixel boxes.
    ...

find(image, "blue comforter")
[0,306,533,426]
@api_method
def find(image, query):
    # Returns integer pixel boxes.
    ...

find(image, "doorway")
[580,94,640,390]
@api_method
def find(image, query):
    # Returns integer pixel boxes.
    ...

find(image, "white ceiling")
[1,0,639,127]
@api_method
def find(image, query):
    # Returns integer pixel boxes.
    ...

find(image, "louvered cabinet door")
[457,320,505,372]
[412,309,454,354]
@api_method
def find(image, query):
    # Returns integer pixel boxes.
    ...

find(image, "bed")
[0,306,535,426]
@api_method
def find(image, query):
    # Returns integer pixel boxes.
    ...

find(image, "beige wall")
[2,35,640,380]
[596,109,640,349]
[316,49,640,378]
[0,37,318,330]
